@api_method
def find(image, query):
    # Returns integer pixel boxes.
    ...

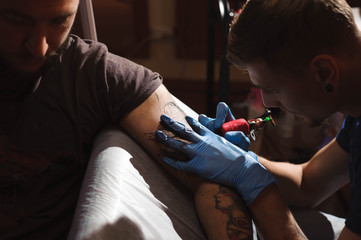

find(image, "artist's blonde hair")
[227,0,360,75]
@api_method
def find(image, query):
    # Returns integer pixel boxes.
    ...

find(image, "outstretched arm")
[258,138,349,207]
[119,84,253,239]
[248,184,307,240]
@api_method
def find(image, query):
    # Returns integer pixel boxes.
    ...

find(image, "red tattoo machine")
[220,109,276,141]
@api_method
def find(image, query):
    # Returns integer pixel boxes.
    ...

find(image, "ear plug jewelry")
[325,84,334,93]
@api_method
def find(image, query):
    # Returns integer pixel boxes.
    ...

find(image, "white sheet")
[68,129,207,240]
[67,97,206,240]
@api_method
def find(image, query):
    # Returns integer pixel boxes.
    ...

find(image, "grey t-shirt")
[0,35,162,239]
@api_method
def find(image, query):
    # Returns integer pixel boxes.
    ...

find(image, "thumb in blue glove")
[198,102,235,132]
[156,114,276,206]
[199,102,250,150]
[224,131,251,152]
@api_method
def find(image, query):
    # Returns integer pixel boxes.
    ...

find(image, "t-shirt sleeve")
[335,115,361,235]
[69,36,162,123]
[60,36,163,142]
[336,115,352,153]
[346,154,361,235]
[104,52,163,121]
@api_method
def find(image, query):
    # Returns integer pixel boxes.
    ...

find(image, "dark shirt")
[336,115,361,235]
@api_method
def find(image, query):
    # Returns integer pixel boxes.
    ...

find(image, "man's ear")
[310,55,339,93]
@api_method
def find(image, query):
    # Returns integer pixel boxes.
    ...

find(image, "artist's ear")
[310,55,339,93]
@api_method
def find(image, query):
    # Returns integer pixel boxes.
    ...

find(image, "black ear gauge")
[325,84,334,93]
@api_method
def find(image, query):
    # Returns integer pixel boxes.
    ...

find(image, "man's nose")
[26,26,49,58]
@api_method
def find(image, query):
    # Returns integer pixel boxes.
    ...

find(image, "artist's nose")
[261,91,281,108]
[26,26,49,58]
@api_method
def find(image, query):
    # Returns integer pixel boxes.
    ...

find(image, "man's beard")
[295,114,330,128]
[0,35,69,80]
[276,106,330,129]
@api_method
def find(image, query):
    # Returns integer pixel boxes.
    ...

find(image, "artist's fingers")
[185,116,211,137]
[160,115,200,142]
[215,102,236,129]
[156,130,199,158]
[156,130,186,149]
[224,131,250,151]
[198,114,211,126]
[198,114,216,132]
[162,156,188,170]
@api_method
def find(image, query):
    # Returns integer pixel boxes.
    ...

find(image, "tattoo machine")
[220,109,275,141]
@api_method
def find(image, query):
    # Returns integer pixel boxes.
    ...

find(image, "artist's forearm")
[258,156,306,205]
[249,184,307,240]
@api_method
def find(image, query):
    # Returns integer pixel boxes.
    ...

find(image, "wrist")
[235,156,277,206]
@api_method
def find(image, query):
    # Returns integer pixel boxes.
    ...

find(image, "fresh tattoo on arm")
[145,100,189,161]
[154,93,186,120]
[163,101,186,120]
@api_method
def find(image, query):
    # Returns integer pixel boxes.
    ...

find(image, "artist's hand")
[156,115,276,205]
[198,102,250,150]
[198,102,235,131]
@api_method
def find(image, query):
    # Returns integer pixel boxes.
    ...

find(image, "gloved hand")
[198,102,236,131]
[199,102,250,151]
[156,114,276,206]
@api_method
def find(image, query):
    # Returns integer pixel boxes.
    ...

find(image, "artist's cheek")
[261,91,281,108]
[285,91,310,112]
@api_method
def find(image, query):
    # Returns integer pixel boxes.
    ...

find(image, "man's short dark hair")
[227,0,360,75]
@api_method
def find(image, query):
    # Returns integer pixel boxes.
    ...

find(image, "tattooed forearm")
[295,219,308,239]
[215,186,253,239]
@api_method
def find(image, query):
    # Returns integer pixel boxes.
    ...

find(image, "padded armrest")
[67,96,206,240]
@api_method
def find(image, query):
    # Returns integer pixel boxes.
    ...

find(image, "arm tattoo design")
[163,101,186,120]
[146,99,189,161]
[215,186,253,240]
[295,219,308,239]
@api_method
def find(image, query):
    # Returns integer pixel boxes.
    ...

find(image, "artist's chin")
[296,114,329,128]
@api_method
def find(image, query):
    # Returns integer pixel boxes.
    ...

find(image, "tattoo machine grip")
[220,118,250,136]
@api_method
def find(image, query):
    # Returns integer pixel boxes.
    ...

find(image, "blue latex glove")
[199,102,250,151]
[156,115,276,206]
[198,102,236,131]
